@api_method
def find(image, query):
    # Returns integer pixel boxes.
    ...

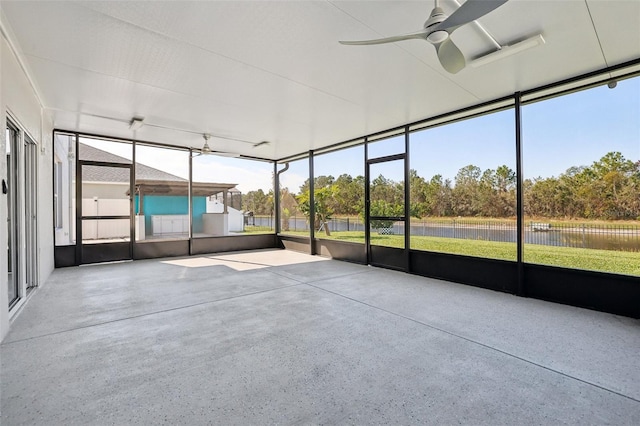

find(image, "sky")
[284,77,640,189]
[82,77,639,194]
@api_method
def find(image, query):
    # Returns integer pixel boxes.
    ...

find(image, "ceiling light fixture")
[202,134,212,154]
[469,34,545,68]
[129,117,144,131]
[253,141,270,148]
[212,152,241,158]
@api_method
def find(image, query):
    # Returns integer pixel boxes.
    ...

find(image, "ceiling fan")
[339,0,508,74]
[194,134,271,158]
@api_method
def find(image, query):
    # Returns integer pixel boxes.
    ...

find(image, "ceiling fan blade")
[434,0,508,33]
[436,38,465,74]
[339,29,429,45]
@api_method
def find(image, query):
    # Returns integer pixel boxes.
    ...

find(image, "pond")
[256,216,640,252]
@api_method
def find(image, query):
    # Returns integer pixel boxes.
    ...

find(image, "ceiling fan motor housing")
[424,6,448,44]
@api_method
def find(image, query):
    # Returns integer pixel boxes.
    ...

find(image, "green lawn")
[242,226,275,234]
[277,230,640,276]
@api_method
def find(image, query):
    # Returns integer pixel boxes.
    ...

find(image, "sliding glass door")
[6,123,20,307]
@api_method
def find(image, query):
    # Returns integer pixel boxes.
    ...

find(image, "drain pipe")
[274,162,289,234]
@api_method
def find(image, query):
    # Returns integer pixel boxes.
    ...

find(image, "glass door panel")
[367,156,407,270]
[6,124,19,307]
[368,159,405,249]
[25,138,38,288]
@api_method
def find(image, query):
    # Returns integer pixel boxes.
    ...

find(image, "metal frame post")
[309,151,315,255]
[364,138,371,265]
[404,126,411,272]
[274,162,280,234]
[515,92,525,296]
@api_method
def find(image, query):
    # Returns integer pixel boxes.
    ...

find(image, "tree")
[589,152,639,219]
[524,152,639,220]
[242,189,272,215]
[409,169,428,218]
[297,184,338,236]
[495,165,516,192]
[278,151,639,223]
[422,174,453,217]
[370,174,404,212]
[367,200,403,230]
[299,175,335,195]
[452,164,482,216]
[279,188,298,231]
[333,174,364,216]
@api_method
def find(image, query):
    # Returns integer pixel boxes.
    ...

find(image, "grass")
[409,217,640,230]
[276,230,640,276]
[242,226,275,234]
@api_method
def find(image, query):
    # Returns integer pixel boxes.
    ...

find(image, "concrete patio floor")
[2,249,639,425]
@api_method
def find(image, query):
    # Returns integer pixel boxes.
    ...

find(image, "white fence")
[82,198,129,240]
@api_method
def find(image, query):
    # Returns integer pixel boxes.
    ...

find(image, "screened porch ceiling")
[1,1,639,160]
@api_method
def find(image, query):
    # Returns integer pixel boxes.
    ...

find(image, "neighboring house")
[207,199,244,232]
[55,140,242,242]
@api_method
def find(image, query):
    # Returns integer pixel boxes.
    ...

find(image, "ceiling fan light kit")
[339,0,510,74]
[201,133,212,154]
[427,30,448,45]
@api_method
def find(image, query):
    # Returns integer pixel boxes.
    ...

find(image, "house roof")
[80,143,186,183]
[80,143,238,196]
[135,180,237,197]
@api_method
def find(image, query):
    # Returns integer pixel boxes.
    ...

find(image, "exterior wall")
[0,26,6,340]
[82,182,128,200]
[207,199,244,232]
[135,195,203,235]
[131,195,244,237]
[1,27,54,340]
[53,133,74,246]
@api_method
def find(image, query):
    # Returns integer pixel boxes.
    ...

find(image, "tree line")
[242,152,640,231]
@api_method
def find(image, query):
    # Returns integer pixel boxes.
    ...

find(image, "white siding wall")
[1,25,54,340]
[206,199,245,232]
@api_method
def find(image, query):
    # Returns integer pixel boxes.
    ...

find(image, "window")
[53,133,76,246]
[277,158,308,236]
[523,77,640,276]
[54,158,63,229]
[192,153,274,237]
[135,144,189,241]
[409,109,517,261]
[78,137,131,244]
[313,145,365,243]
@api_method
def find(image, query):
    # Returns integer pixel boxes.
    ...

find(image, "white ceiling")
[2,0,639,160]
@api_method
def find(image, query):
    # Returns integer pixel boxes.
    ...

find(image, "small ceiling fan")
[339,0,508,74]
[195,134,271,157]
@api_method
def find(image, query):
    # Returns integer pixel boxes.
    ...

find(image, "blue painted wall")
[135,195,207,235]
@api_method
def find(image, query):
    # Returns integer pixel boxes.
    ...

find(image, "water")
[254,216,640,252]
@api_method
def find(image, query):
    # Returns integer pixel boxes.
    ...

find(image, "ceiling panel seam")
[73,1,362,108]
[584,0,610,69]
[25,54,256,114]
[26,53,315,129]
